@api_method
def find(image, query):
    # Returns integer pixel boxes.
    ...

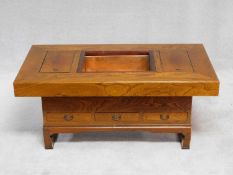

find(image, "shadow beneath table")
[57,131,179,143]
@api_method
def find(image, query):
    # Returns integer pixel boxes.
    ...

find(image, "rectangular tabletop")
[14,44,219,97]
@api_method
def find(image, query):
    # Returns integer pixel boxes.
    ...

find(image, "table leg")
[43,127,58,149]
[179,132,191,149]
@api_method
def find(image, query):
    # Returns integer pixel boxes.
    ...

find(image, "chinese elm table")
[14,44,219,149]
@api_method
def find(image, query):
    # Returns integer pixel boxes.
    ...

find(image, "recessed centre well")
[77,51,154,73]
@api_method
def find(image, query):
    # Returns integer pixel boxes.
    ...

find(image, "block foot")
[43,128,58,149]
[179,132,191,149]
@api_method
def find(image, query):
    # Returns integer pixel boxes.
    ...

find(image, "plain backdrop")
[0,0,233,174]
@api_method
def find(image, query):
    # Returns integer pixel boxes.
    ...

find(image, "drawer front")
[44,112,189,126]
[95,113,140,122]
[143,112,188,123]
[45,113,92,125]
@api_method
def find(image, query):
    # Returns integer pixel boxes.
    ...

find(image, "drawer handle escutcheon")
[112,114,121,121]
[64,114,74,121]
[160,114,169,120]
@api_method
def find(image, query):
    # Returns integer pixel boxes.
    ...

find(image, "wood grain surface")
[42,97,192,127]
[14,44,219,97]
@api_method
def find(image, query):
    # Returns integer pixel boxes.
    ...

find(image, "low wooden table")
[14,44,219,149]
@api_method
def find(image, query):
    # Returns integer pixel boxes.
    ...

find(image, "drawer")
[44,112,189,126]
[95,113,140,122]
[143,112,188,123]
[45,113,92,123]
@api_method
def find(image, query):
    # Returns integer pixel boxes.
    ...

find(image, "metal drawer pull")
[64,114,74,121]
[112,114,121,121]
[160,114,169,120]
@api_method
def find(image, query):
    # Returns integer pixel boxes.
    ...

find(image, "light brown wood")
[179,131,191,149]
[14,44,219,97]
[46,113,92,122]
[13,44,219,149]
[43,127,58,149]
[94,113,141,122]
[40,51,75,73]
[42,97,192,113]
[143,112,188,123]
[84,55,149,72]
[42,97,192,148]
[160,49,193,72]
[44,112,189,126]
[79,50,154,73]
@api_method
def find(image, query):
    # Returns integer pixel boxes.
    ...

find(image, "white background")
[0,0,233,174]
